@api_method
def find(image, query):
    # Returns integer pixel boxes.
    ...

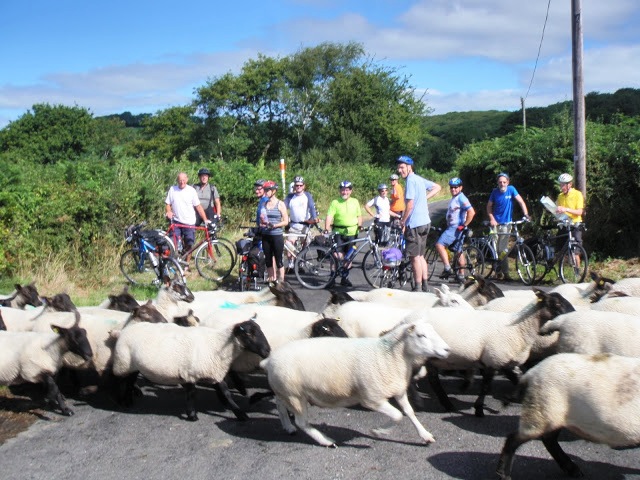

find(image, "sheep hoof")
[328,443,338,449]
[233,410,249,422]
[474,407,485,418]
[371,427,391,438]
[61,408,74,417]
[420,433,435,444]
[186,412,199,422]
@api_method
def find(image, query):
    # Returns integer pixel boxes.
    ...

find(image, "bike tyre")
[559,244,588,283]
[160,256,186,285]
[514,243,537,286]
[194,241,235,282]
[426,246,446,282]
[295,245,337,290]
[454,245,485,279]
[476,240,497,279]
[120,248,159,286]
[215,237,238,268]
[362,249,385,288]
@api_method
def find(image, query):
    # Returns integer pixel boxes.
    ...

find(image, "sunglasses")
[294,184,304,187]
[450,185,461,189]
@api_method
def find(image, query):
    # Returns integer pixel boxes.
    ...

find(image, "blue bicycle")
[120,222,185,286]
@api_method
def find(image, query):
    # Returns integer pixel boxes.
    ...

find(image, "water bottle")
[260,206,268,226]
[177,237,183,254]
[148,252,159,268]
[499,248,508,260]
[345,246,356,261]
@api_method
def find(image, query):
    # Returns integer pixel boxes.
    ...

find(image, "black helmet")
[198,168,211,176]
[294,176,304,184]
[254,179,266,187]
[339,180,353,189]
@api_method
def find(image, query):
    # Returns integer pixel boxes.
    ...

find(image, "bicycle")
[236,226,268,292]
[363,223,415,289]
[294,225,380,290]
[120,222,185,286]
[527,220,588,284]
[469,218,537,285]
[160,219,235,282]
[283,220,323,270]
[425,226,485,283]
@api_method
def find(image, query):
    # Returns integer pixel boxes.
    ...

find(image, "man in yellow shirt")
[556,173,585,264]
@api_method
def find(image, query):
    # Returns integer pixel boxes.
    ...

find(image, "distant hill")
[97,111,151,128]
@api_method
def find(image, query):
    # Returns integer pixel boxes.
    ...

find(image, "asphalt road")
[2,200,639,479]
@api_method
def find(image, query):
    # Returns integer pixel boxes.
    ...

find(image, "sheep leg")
[182,383,198,421]
[44,374,73,416]
[541,429,584,478]
[426,365,456,412]
[120,372,139,407]
[497,431,529,480]
[474,367,495,417]
[291,402,337,448]
[393,392,435,444]
[213,381,248,421]
[275,398,297,435]
[225,371,248,396]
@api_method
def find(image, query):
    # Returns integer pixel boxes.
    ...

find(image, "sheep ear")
[434,288,443,298]
[249,314,257,322]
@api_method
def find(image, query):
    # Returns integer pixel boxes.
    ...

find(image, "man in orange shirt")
[389,173,405,218]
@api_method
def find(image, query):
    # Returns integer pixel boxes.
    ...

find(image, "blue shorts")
[437,227,463,252]
[174,224,196,249]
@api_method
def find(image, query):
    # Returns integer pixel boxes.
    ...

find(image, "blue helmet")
[396,155,414,165]
[448,177,462,187]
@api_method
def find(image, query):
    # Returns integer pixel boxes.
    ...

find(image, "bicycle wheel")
[528,239,551,284]
[514,243,537,286]
[398,260,416,290]
[194,240,234,282]
[295,245,337,289]
[160,256,185,284]
[426,246,446,282]
[362,249,384,288]
[475,239,497,279]
[454,245,485,279]
[559,244,588,283]
[120,249,159,286]
[215,236,237,267]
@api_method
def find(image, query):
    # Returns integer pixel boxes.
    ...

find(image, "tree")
[0,103,95,164]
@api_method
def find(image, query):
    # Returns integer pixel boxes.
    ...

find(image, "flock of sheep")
[1,273,640,479]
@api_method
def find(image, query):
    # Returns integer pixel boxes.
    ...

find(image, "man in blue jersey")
[486,172,530,280]
[396,155,442,292]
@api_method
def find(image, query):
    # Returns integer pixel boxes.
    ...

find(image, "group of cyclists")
[164,160,585,288]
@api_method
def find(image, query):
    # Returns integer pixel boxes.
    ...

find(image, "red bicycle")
[159,220,235,282]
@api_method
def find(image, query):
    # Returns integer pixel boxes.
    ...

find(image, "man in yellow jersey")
[556,172,585,264]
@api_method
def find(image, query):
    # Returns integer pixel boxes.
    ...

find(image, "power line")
[524,0,552,102]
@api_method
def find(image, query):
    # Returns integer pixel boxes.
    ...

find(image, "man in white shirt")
[165,172,209,262]
[284,176,319,272]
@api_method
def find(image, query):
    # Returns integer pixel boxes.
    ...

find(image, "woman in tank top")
[259,181,289,282]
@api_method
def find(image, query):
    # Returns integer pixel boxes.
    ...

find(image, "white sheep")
[403,289,576,416]
[0,312,92,416]
[539,310,640,356]
[0,293,78,331]
[592,276,640,301]
[590,295,640,316]
[112,316,271,421]
[259,320,450,447]
[496,353,640,480]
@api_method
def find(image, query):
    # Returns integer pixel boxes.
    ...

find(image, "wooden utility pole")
[572,0,587,199]
[521,97,526,130]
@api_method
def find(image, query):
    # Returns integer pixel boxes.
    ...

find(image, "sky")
[1,0,639,128]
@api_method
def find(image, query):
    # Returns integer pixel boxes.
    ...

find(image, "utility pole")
[572,0,587,199]
[521,97,526,130]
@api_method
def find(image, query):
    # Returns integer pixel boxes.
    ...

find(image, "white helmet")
[558,173,573,184]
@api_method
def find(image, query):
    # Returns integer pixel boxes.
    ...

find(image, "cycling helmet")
[254,179,266,187]
[396,155,414,165]
[448,177,463,187]
[339,180,353,189]
[294,176,304,184]
[263,180,277,190]
[558,173,573,183]
[198,168,211,176]
[377,183,388,191]
[497,172,510,180]
[389,174,399,180]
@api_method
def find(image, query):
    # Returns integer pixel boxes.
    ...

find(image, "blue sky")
[1,0,639,128]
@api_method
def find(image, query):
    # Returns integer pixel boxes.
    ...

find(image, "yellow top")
[557,188,584,222]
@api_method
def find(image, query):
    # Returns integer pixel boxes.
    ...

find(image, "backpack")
[381,247,402,267]
[247,244,266,278]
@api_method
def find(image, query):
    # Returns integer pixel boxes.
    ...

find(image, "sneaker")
[439,268,452,279]
[455,274,465,284]
[340,277,353,287]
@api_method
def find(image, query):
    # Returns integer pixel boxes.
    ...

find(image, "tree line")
[0,41,639,280]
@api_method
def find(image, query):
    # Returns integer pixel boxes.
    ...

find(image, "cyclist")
[555,172,584,265]
[284,176,319,273]
[193,167,221,226]
[165,172,210,267]
[436,177,476,282]
[389,173,405,220]
[260,181,289,283]
[324,180,362,288]
[396,155,442,292]
[487,172,530,281]
[364,183,400,246]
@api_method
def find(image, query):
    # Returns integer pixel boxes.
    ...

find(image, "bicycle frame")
[327,227,377,271]
[284,223,322,258]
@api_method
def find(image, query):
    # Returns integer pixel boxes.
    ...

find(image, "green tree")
[0,103,95,164]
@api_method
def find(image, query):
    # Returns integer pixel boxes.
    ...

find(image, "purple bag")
[381,248,402,266]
